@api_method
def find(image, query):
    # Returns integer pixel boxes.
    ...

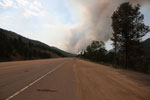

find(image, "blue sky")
[0,0,150,53]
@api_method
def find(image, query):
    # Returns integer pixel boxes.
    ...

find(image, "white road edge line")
[5,62,65,100]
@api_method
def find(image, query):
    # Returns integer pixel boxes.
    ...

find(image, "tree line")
[79,2,150,73]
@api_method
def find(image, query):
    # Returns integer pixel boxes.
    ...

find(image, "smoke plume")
[65,0,150,53]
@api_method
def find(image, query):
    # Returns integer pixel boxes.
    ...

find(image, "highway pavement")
[0,58,149,100]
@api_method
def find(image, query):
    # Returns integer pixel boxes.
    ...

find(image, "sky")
[0,0,150,53]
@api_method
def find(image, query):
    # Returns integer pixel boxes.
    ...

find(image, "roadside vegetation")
[79,2,150,74]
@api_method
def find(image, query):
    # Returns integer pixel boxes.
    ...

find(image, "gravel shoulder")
[74,59,150,100]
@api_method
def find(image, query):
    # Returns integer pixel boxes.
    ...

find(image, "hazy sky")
[0,0,150,53]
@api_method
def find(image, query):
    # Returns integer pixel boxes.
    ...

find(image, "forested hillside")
[0,28,75,62]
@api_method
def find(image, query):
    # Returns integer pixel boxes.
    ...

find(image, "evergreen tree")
[111,2,149,69]
[83,41,107,62]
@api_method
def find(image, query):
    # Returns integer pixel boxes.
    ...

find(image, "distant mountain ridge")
[143,38,150,57]
[109,38,150,53]
[0,28,76,61]
[2,28,52,48]
[143,38,150,46]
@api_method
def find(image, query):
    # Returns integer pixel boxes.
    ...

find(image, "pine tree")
[111,2,149,69]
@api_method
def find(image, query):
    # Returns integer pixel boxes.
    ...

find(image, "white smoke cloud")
[65,0,150,53]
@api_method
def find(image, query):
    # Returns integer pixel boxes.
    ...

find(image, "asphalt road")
[0,58,150,100]
[0,58,76,100]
